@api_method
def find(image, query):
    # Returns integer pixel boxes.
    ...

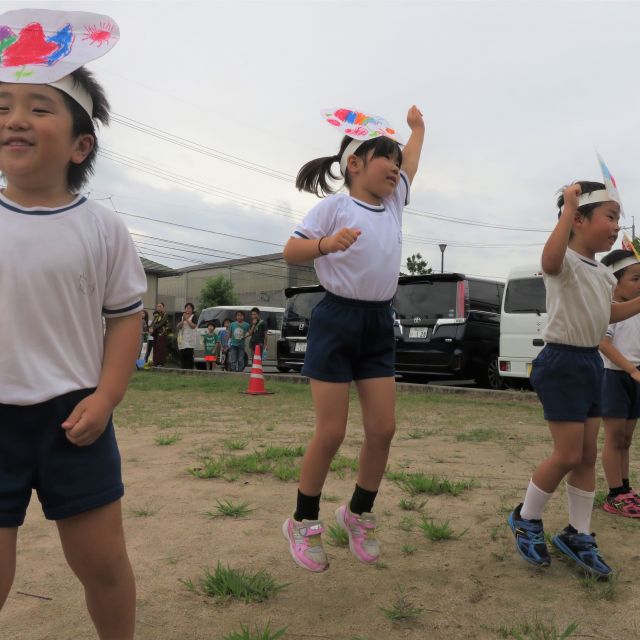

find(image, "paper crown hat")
[0,9,119,118]
[321,108,403,176]
[577,152,624,215]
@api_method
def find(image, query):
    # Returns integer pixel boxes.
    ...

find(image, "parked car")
[194,305,284,368]
[498,264,547,388]
[393,274,505,389]
[277,286,325,372]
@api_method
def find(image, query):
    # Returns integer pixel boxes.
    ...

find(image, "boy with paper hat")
[0,10,144,638]
[508,158,640,580]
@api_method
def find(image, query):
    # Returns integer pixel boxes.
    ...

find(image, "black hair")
[556,181,607,221]
[296,135,403,198]
[184,302,195,312]
[251,307,260,314]
[601,249,636,281]
[207,322,214,327]
[57,67,110,192]
[235,310,245,317]
[223,318,231,325]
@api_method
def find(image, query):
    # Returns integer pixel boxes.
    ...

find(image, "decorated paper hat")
[0,9,119,117]
[321,107,403,176]
[577,152,624,216]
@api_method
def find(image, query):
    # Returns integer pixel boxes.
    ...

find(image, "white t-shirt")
[0,193,147,405]
[542,248,616,347]
[602,309,640,370]
[178,315,199,349]
[292,171,410,301]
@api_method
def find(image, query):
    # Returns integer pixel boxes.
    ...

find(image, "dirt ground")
[2,372,638,640]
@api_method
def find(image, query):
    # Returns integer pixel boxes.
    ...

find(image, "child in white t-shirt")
[598,250,640,517]
[281,106,425,572]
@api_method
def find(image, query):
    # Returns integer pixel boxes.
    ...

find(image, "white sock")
[566,483,595,534]
[520,479,553,520]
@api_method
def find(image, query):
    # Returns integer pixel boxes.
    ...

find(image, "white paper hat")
[321,107,403,176]
[0,9,119,118]
[577,152,624,215]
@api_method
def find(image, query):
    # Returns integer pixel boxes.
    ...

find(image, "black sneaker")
[508,503,551,567]
[552,525,613,578]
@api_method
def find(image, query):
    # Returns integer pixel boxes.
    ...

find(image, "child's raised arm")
[541,184,580,275]
[401,105,425,184]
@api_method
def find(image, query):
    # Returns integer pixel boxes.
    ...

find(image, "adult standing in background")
[144,310,156,365]
[177,303,198,369]
[248,307,267,359]
[151,302,170,367]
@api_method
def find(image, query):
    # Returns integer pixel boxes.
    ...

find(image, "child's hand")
[406,105,425,131]
[563,184,581,212]
[630,369,640,384]
[61,391,114,447]
[323,228,361,253]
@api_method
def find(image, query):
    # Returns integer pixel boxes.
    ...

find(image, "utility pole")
[439,244,447,274]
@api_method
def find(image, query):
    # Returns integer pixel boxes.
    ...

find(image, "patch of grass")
[182,563,288,603]
[224,453,272,475]
[398,498,426,512]
[593,489,607,509]
[129,504,159,517]
[272,462,300,482]
[456,427,502,442]
[330,455,359,474]
[418,516,467,541]
[407,429,427,439]
[326,523,349,547]
[578,572,618,601]
[205,499,254,519]
[221,622,287,640]
[398,516,415,532]
[188,457,226,479]
[496,619,579,639]
[391,471,476,496]
[322,493,340,502]
[224,439,249,451]
[262,444,305,460]
[375,561,388,570]
[154,432,181,446]
[380,586,423,622]
[401,544,417,556]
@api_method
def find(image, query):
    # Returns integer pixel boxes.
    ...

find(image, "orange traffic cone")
[241,345,274,395]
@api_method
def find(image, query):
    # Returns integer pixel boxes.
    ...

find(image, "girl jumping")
[282,106,425,572]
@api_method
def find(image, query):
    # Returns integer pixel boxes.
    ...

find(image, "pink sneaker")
[602,492,640,518]
[282,516,329,572]
[335,504,379,564]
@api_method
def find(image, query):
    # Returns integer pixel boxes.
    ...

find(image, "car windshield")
[394,282,458,320]
[504,278,547,314]
[287,292,325,321]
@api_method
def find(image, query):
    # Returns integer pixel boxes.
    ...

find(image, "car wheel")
[276,366,290,373]
[477,354,505,390]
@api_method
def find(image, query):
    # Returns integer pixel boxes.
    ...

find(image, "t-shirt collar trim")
[0,193,87,216]
[350,197,385,212]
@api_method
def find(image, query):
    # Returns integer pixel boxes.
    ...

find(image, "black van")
[393,274,504,388]
[277,285,325,372]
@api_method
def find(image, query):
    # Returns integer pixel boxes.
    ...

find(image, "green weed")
[398,498,426,512]
[418,516,467,541]
[205,499,253,519]
[154,432,181,446]
[221,622,287,640]
[578,572,618,601]
[392,471,476,496]
[380,586,423,622]
[401,544,417,556]
[496,619,579,639]
[326,523,349,547]
[456,427,502,442]
[272,462,300,482]
[224,439,249,450]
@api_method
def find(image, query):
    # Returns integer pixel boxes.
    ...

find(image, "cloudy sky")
[6,0,640,280]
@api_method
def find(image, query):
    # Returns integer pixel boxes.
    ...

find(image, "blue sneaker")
[552,525,613,579]
[508,503,551,567]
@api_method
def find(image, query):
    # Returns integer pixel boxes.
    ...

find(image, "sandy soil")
[2,373,637,640]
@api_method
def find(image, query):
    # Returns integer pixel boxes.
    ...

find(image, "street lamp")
[438,244,447,274]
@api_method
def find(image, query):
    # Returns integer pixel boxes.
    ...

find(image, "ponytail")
[295,154,341,197]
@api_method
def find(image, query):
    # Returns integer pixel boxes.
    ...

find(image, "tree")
[402,252,432,276]
[199,275,238,309]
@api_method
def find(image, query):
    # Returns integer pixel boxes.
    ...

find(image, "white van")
[194,305,284,368]
[498,264,547,386]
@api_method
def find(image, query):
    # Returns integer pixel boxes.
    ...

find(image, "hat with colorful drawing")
[578,152,624,216]
[321,107,403,176]
[0,9,119,118]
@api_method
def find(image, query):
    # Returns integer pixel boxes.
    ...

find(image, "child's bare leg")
[298,380,350,496]
[567,417,600,491]
[621,420,635,482]
[354,377,396,491]
[602,417,628,489]
[0,528,18,609]
[531,421,585,493]
[56,501,135,640]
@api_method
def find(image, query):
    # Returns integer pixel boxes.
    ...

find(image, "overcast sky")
[6,0,640,280]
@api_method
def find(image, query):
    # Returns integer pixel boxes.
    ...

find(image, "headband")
[577,189,613,208]
[0,9,119,119]
[607,256,639,274]
[339,138,365,177]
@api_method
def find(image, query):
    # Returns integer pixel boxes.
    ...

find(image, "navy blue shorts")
[530,343,603,422]
[301,292,395,383]
[601,368,640,420]
[0,388,124,527]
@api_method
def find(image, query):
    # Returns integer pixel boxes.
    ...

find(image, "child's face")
[575,202,620,253]
[349,149,401,201]
[0,83,93,191]
[251,311,259,322]
[207,325,214,333]
[616,263,640,301]
[236,313,244,322]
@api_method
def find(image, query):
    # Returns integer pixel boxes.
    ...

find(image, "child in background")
[598,249,640,517]
[508,182,640,578]
[219,318,231,371]
[203,322,219,371]
[0,10,145,638]
[282,106,425,572]
[229,311,249,372]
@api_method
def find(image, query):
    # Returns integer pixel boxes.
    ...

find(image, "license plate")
[409,327,429,339]
[294,342,307,353]
[527,363,532,377]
